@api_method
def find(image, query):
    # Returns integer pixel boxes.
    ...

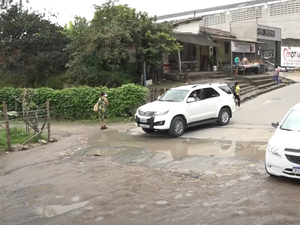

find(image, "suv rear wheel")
[217,108,230,126]
[168,116,186,137]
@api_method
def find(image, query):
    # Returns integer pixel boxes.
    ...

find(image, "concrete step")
[241,86,257,95]
[208,74,230,79]
[241,75,272,80]
[251,79,273,86]
[241,83,286,103]
[256,82,278,90]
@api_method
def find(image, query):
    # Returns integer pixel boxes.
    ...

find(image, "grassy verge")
[0,127,44,152]
[148,80,184,89]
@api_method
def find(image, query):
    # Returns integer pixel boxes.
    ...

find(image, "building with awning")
[166,32,220,73]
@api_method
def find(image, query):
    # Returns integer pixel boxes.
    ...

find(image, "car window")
[218,85,232,94]
[188,88,204,101]
[158,90,189,102]
[280,109,300,131]
[203,88,220,99]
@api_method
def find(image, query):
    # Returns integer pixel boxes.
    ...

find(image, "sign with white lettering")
[281,46,300,67]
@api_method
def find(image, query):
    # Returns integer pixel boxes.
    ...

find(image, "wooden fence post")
[46,101,51,142]
[2,102,11,151]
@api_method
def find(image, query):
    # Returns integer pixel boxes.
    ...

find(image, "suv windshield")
[280,109,300,131]
[158,90,189,102]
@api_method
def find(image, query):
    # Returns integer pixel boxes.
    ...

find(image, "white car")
[135,83,236,137]
[266,103,300,179]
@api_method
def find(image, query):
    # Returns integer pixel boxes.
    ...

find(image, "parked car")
[135,83,236,137]
[266,103,300,179]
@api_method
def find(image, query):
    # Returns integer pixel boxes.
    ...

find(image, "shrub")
[0,84,148,120]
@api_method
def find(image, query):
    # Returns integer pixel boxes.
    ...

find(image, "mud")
[1,122,300,225]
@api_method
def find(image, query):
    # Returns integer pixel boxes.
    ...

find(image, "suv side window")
[188,88,204,101]
[218,85,232,95]
[203,88,220,99]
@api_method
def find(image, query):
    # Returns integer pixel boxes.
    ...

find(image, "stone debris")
[48,137,58,142]
[155,200,168,205]
[38,139,48,145]
[11,144,30,151]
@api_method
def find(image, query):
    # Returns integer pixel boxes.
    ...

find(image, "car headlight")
[267,144,281,157]
[154,110,169,116]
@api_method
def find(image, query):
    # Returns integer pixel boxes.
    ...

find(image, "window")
[280,110,300,131]
[203,88,220,99]
[188,89,204,101]
[158,90,189,102]
[218,85,232,94]
[225,42,230,54]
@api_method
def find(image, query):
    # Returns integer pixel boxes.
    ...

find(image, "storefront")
[230,41,263,75]
[256,25,282,69]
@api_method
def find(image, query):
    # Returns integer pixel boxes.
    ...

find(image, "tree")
[0,4,69,87]
[65,0,182,87]
[0,0,28,8]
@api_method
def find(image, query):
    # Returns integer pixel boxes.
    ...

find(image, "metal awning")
[214,36,268,44]
[173,33,220,47]
[282,38,300,47]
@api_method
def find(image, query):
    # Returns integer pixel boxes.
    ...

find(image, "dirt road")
[1,122,300,225]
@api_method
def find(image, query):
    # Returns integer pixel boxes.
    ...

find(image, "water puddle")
[85,131,267,162]
[35,201,89,218]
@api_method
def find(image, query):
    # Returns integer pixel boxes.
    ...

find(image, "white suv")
[135,83,236,137]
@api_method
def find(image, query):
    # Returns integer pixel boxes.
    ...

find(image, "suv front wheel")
[168,116,186,137]
[217,108,230,126]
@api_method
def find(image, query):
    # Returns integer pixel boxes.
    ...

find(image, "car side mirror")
[157,96,161,100]
[187,97,195,103]
[271,122,279,128]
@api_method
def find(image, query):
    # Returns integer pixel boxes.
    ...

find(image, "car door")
[186,88,206,122]
[201,87,221,119]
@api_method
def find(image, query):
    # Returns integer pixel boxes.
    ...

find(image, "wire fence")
[1,101,51,151]
[146,87,169,103]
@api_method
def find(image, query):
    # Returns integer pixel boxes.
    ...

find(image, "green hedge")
[0,84,148,120]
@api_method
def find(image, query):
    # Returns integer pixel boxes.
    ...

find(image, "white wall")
[198,0,300,39]
[173,20,200,34]
[231,24,257,42]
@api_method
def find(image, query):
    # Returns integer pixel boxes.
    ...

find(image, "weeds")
[0,127,44,152]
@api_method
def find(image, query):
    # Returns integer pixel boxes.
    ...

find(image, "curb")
[240,83,287,103]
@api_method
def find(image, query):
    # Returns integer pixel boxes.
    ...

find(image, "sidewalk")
[280,71,300,83]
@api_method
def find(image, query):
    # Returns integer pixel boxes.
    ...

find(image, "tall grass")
[0,127,44,152]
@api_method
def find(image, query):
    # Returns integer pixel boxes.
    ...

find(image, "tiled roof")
[199,26,235,38]
[171,17,202,25]
[172,32,220,47]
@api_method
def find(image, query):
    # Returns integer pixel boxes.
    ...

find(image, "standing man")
[234,82,241,108]
[273,65,280,85]
[234,56,240,76]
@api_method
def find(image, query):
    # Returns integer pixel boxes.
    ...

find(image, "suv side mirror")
[271,122,279,128]
[187,97,195,103]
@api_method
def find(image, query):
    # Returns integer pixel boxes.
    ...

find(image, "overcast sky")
[27,0,249,25]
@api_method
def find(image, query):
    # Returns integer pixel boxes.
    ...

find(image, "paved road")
[233,83,300,125]
[132,83,300,141]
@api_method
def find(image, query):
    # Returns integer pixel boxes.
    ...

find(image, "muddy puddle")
[85,130,267,162]
[35,201,89,218]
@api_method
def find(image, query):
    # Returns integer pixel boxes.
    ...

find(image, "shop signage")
[231,41,255,53]
[257,28,275,37]
[281,46,300,67]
